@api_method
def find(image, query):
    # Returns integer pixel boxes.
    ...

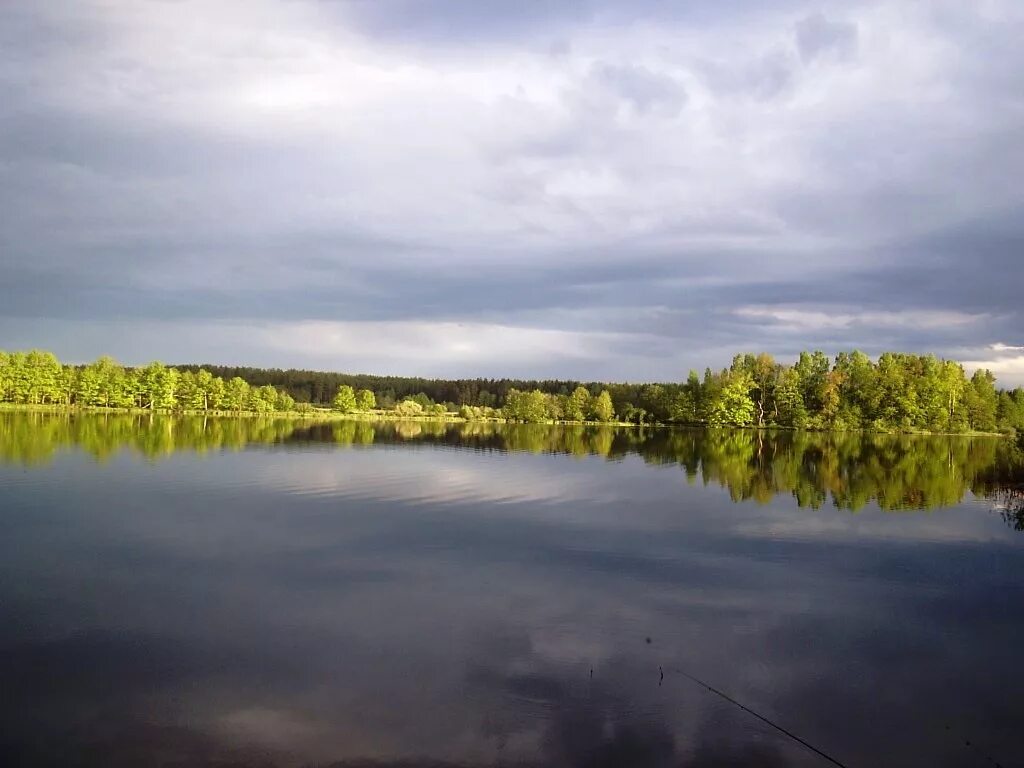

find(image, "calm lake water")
[1,412,1023,768]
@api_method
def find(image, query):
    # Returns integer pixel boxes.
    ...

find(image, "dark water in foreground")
[1,413,1023,768]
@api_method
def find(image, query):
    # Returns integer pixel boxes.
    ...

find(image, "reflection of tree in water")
[993,487,1024,531]
[639,428,1019,514]
[4,412,1024,521]
[332,419,376,445]
[971,437,1024,531]
[319,423,1024,519]
[0,411,303,464]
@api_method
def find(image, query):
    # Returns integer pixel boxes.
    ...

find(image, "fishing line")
[667,666,852,768]
[945,724,1004,768]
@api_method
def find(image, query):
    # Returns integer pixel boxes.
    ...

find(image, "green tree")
[223,377,250,411]
[249,385,278,413]
[708,373,755,427]
[355,389,376,411]
[137,362,178,410]
[547,394,565,421]
[195,369,216,410]
[177,371,205,411]
[671,370,702,423]
[747,353,777,426]
[57,365,76,406]
[206,375,226,410]
[6,352,31,403]
[333,385,357,413]
[276,389,296,412]
[795,351,830,414]
[589,390,614,422]
[699,367,721,423]
[395,399,424,416]
[77,356,130,408]
[24,350,63,404]
[503,389,550,423]
[941,360,968,431]
[966,369,998,432]
[639,384,670,422]
[564,386,591,421]
[774,367,807,427]
[0,351,9,401]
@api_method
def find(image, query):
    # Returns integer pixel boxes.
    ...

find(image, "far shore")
[0,403,1009,437]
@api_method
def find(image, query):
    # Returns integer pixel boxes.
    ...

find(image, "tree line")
[673,351,1019,433]
[195,350,1024,433]
[0,350,297,413]
[4,348,1024,433]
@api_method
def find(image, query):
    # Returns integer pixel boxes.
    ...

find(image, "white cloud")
[260,320,632,369]
[734,306,987,332]
[962,343,1024,386]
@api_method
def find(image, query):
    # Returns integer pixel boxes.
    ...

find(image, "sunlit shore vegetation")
[2,348,1024,433]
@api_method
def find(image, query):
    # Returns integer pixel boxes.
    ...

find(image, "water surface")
[1,412,1023,767]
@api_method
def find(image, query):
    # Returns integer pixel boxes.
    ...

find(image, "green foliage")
[394,399,424,417]
[249,384,279,413]
[966,370,998,432]
[589,390,614,422]
[224,377,250,411]
[620,403,648,424]
[675,350,1009,434]
[0,347,1017,433]
[0,350,297,414]
[458,404,497,421]
[500,387,617,423]
[998,389,1024,436]
[410,392,435,410]
[355,389,376,411]
[564,386,590,421]
[332,385,357,413]
[774,367,807,428]
[707,373,755,427]
[503,389,550,423]
[276,390,296,412]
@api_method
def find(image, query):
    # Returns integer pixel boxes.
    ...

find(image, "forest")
[2,348,1024,433]
[0,351,297,414]
[182,351,1024,432]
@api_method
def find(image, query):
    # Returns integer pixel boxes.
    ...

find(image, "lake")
[1,411,1022,767]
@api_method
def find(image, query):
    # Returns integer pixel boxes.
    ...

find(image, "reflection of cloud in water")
[2,417,1024,767]
[252,449,610,507]
[0,627,807,767]
[78,441,1009,549]
[731,494,1009,544]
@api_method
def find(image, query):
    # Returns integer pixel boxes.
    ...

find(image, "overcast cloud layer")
[1,0,1022,383]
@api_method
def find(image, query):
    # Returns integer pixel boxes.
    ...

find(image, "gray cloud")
[585,63,688,116]
[330,0,814,45]
[1,0,1022,383]
[794,12,857,62]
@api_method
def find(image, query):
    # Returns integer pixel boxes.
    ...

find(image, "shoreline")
[0,404,1008,437]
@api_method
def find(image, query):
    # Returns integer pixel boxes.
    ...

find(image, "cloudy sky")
[1,0,1022,383]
